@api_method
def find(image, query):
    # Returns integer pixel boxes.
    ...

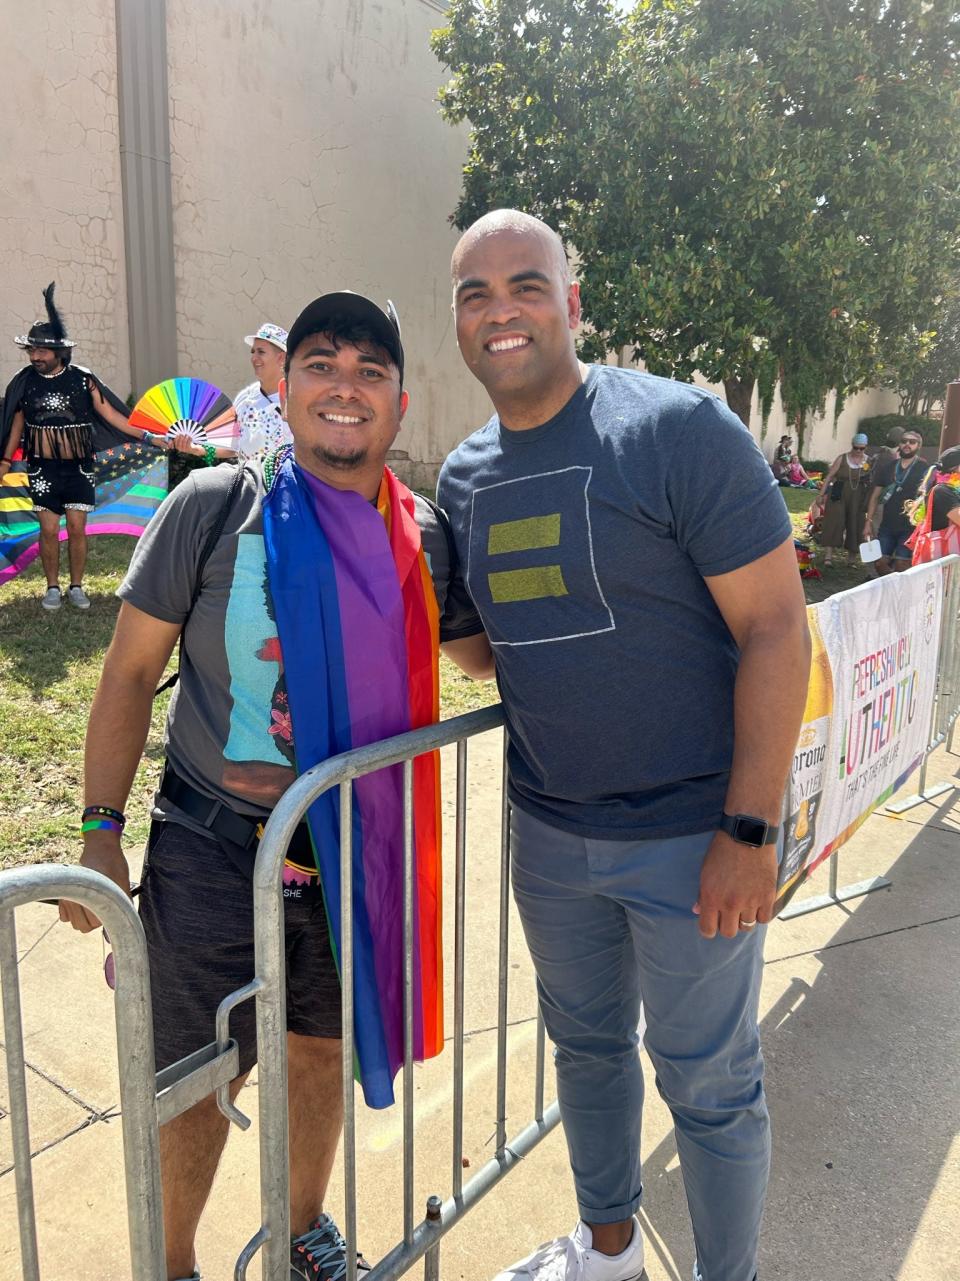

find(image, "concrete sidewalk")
[1,729,957,1281]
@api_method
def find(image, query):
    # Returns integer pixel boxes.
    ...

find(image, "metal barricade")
[237,702,560,1281]
[0,865,166,1280]
[887,555,960,812]
[0,704,556,1281]
[0,867,255,1277]
[4,559,958,1275]
[21,552,955,1272]
[781,555,960,919]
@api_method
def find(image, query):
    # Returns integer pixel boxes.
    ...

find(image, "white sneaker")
[492,1219,645,1281]
[40,586,62,611]
[66,585,90,609]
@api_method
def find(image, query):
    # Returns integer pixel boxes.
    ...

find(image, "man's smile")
[320,412,366,424]
[486,335,532,354]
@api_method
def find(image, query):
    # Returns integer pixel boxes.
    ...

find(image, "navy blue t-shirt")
[437,364,792,839]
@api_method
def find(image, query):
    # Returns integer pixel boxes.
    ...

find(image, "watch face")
[735,816,769,847]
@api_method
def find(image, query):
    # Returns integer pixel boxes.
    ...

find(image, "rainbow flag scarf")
[262,448,442,1109]
[0,443,168,584]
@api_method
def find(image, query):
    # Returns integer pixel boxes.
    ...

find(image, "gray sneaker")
[66,585,90,609]
[40,586,62,611]
[290,1213,371,1279]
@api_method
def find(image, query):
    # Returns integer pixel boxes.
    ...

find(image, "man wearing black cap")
[61,292,492,1281]
[1,283,168,609]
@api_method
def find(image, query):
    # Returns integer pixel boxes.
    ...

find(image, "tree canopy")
[433,0,960,443]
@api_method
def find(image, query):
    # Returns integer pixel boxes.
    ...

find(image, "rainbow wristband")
[81,818,124,835]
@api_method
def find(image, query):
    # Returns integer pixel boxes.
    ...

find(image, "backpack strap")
[155,463,246,697]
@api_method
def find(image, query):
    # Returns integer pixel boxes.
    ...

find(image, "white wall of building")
[165,0,492,484]
[694,376,902,464]
[0,0,131,396]
[0,1,910,482]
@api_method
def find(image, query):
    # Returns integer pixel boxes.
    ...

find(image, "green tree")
[433,0,960,448]
[880,289,960,416]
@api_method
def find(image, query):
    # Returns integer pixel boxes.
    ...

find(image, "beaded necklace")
[261,443,292,493]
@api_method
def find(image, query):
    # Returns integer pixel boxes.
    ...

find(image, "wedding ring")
[739,918,757,929]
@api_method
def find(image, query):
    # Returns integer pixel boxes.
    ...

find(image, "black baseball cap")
[286,291,404,383]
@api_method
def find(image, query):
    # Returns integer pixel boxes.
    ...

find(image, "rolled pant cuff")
[576,1195,642,1225]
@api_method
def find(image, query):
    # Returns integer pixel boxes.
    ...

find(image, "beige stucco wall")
[0,0,914,480]
[165,0,492,485]
[0,0,131,397]
[695,378,902,464]
[607,352,903,471]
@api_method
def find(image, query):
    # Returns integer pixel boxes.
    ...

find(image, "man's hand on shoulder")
[59,837,132,933]
[693,831,778,939]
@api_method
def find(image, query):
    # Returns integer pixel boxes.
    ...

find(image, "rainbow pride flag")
[263,449,442,1109]
[0,440,166,581]
[0,443,167,583]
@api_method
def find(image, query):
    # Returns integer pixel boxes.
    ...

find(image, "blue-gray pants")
[510,806,769,1281]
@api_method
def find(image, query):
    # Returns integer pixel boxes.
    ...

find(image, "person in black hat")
[1,283,169,609]
[62,291,492,1281]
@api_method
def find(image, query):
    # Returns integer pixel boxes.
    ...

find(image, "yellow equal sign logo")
[487,514,568,603]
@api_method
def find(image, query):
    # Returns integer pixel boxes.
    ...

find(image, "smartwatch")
[719,812,779,848]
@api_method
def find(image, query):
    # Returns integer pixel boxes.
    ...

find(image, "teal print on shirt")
[466,467,615,647]
[223,533,288,764]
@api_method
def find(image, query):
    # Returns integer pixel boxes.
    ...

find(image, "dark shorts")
[27,457,96,515]
[878,527,913,561]
[138,820,341,1074]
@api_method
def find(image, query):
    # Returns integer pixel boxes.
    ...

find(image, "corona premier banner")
[776,564,943,910]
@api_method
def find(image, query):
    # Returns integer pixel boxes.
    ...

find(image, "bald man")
[437,210,811,1281]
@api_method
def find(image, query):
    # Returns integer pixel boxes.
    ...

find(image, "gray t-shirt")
[120,462,482,818]
[437,364,792,840]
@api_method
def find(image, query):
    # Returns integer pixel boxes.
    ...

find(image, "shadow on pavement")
[635,774,960,1281]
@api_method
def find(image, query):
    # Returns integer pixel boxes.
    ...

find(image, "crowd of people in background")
[771,424,959,575]
[0,288,297,609]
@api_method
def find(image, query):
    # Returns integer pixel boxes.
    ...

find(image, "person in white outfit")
[232,322,293,459]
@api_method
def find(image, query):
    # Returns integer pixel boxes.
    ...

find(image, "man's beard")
[311,444,367,471]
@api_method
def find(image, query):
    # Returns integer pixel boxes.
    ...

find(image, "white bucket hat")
[244,323,288,352]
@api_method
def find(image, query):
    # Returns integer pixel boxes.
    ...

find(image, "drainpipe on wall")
[115,0,178,396]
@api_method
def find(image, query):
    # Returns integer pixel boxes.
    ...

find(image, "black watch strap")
[719,812,779,847]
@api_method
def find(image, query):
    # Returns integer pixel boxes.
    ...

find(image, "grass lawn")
[0,537,496,870]
[0,495,860,871]
[780,486,870,602]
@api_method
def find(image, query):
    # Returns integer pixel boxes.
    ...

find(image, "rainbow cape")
[0,443,168,584]
[262,449,442,1109]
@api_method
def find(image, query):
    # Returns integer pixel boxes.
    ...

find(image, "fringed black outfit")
[7,367,98,513]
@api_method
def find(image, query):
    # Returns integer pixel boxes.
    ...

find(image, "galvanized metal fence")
[239,702,560,1281]
[0,703,559,1281]
[886,555,960,813]
[4,560,960,1277]
[781,555,960,920]
[0,865,166,1279]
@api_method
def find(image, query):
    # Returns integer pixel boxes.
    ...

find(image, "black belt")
[159,764,314,862]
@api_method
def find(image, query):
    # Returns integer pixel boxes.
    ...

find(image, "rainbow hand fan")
[130,377,237,445]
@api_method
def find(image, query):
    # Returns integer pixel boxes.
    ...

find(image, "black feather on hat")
[14,281,76,350]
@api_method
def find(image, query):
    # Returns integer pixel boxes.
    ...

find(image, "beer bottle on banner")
[781,611,833,893]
